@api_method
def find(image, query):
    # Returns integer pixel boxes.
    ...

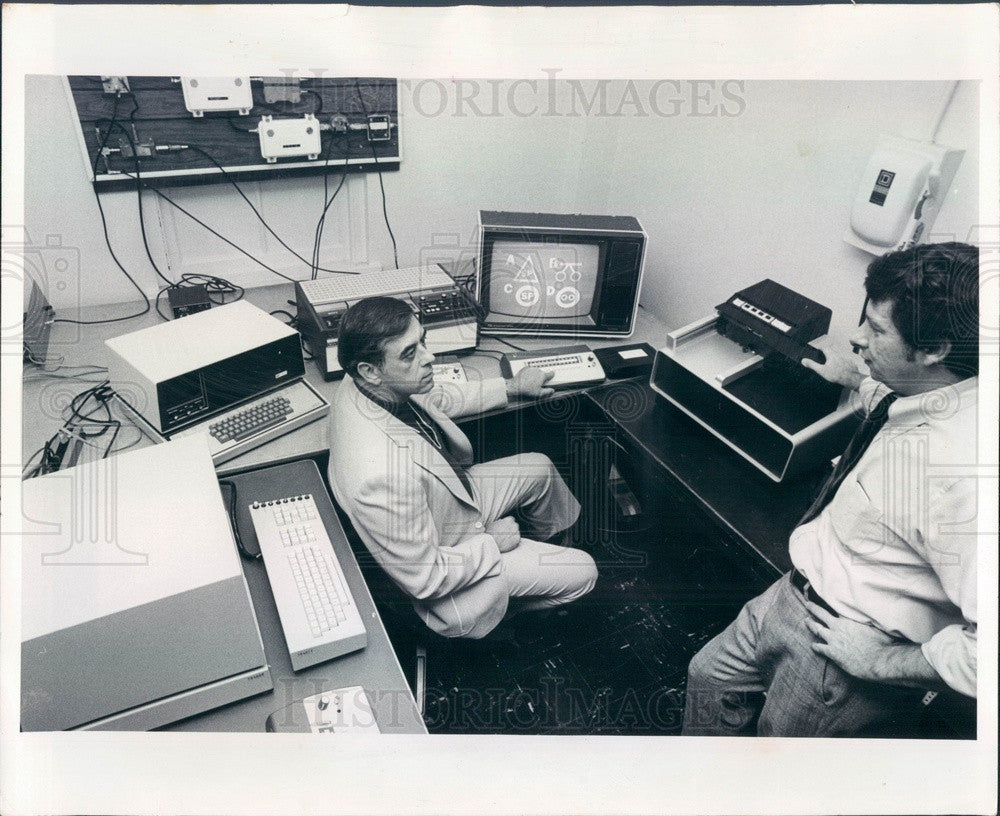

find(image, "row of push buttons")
[279,524,317,547]
[526,353,596,369]
[732,297,792,334]
[209,396,292,443]
[270,496,317,526]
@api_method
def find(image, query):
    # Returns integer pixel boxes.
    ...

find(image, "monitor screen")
[487,240,601,327]
[477,211,645,338]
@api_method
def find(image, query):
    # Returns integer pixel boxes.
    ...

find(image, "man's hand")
[805,602,943,688]
[485,516,521,553]
[506,367,555,400]
[801,334,869,391]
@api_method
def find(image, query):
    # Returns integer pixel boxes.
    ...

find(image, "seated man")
[682,242,979,737]
[327,296,598,639]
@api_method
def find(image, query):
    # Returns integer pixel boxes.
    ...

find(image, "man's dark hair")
[337,296,416,378]
[864,242,979,378]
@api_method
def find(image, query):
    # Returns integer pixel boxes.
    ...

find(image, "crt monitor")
[476,211,646,338]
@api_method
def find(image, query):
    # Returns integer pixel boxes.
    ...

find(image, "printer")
[650,279,861,482]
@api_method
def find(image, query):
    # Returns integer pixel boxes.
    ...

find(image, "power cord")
[112,168,301,284]
[23,380,128,478]
[484,335,527,353]
[181,144,355,277]
[312,131,351,279]
[353,79,398,269]
[217,480,261,561]
[55,93,152,327]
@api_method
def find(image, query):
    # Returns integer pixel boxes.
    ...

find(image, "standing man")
[327,296,598,639]
[683,242,979,737]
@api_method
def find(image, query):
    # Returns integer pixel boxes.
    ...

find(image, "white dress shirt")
[790,375,979,697]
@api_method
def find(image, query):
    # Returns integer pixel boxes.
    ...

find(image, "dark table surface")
[585,378,829,573]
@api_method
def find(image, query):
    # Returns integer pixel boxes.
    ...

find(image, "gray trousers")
[682,572,925,737]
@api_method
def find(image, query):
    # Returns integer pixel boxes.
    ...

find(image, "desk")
[20,286,818,733]
[21,285,673,474]
[165,457,425,734]
[586,380,824,573]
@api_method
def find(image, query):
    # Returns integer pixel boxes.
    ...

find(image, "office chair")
[353,552,521,718]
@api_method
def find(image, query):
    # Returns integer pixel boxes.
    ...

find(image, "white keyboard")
[248,494,367,672]
[500,344,606,388]
[169,379,329,465]
[297,266,455,306]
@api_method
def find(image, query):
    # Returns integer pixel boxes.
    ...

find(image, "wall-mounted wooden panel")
[66,76,400,190]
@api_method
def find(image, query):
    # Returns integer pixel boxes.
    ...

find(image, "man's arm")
[807,479,978,698]
[505,367,555,400]
[352,473,503,601]
[801,334,869,391]
[912,480,979,698]
[426,367,555,419]
[805,604,949,690]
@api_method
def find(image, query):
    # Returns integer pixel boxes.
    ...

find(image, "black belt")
[790,568,839,618]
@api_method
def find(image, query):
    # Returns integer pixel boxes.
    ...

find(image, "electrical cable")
[112,169,300,283]
[929,80,961,144]
[96,116,175,287]
[353,79,398,269]
[312,131,351,279]
[217,480,261,560]
[483,335,527,353]
[181,144,356,276]
[313,131,337,279]
[23,346,66,369]
[469,348,506,360]
[22,349,108,375]
[23,381,119,478]
[55,93,153,327]
[91,101,307,285]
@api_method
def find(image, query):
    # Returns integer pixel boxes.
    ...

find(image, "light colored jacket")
[327,376,511,637]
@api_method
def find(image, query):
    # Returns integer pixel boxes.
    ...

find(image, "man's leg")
[755,576,926,737]
[468,452,580,540]
[686,573,927,737]
[682,575,785,736]
[499,537,597,612]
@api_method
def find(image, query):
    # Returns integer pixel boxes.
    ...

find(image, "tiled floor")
[376,502,773,736]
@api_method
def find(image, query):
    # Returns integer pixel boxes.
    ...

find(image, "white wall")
[600,80,979,338]
[24,76,978,339]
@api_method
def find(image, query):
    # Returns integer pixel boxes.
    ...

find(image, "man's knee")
[686,636,732,689]
[566,550,598,600]
[686,642,714,687]
[521,452,558,491]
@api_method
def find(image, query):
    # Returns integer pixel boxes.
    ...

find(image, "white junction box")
[845,135,964,255]
[181,76,253,117]
[257,114,322,162]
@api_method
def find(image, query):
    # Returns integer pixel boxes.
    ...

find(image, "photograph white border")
[2,4,997,815]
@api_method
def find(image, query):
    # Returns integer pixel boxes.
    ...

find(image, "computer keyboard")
[248,493,367,671]
[297,266,456,306]
[169,379,328,465]
[500,344,606,388]
[209,395,292,443]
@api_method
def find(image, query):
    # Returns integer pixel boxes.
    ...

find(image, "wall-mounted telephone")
[845,135,963,255]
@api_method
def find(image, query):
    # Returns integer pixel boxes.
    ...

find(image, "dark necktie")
[798,391,899,526]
